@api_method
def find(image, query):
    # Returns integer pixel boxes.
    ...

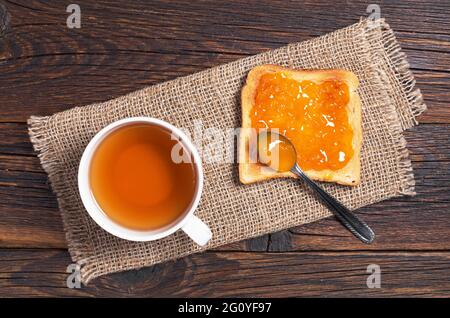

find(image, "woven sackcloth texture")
[28,18,426,284]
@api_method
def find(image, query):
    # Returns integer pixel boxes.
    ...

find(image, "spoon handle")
[291,164,375,244]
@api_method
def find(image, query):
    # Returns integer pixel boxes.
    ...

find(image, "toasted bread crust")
[239,65,362,186]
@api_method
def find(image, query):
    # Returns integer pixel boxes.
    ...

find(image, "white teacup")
[78,117,212,246]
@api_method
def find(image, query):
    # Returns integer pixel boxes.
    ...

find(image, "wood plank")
[0,0,449,298]
[0,0,448,122]
[0,249,449,297]
[0,123,448,249]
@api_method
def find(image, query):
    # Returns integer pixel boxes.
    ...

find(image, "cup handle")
[181,215,212,246]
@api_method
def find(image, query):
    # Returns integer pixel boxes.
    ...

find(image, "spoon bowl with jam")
[257,131,375,244]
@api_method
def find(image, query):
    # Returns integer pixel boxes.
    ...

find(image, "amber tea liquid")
[89,124,197,231]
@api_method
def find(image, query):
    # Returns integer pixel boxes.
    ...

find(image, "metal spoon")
[257,131,375,244]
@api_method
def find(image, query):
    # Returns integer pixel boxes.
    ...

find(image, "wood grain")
[1,249,450,297]
[0,0,449,122]
[0,0,449,297]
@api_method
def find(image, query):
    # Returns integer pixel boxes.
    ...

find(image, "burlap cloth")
[28,18,426,284]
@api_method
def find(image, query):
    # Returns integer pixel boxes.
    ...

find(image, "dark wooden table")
[0,0,449,297]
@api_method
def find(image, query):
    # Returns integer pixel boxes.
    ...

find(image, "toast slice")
[239,65,362,186]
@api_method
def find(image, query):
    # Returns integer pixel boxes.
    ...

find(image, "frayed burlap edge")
[28,116,97,271]
[362,18,426,196]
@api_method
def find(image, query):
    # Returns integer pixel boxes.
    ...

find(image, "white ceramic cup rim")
[78,117,204,242]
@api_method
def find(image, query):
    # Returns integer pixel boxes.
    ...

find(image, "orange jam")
[251,72,354,171]
[258,132,297,172]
